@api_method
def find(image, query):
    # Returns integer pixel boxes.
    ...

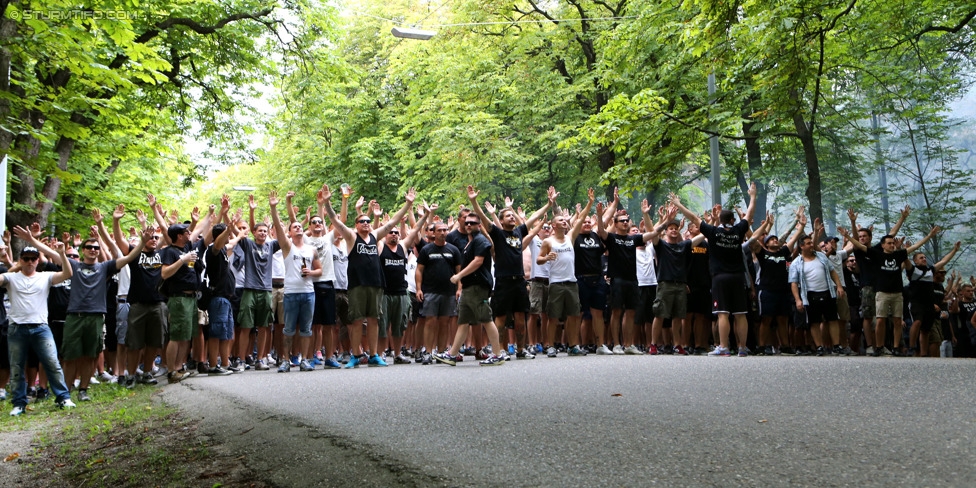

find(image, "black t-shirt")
[445,229,469,252]
[417,242,462,295]
[755,247,791,290]
[205,244,236,299]
[161,242,198,293]
[699,220,750,276]
[128,250,165,303]
[844,266,861,306]
[461,233,493,289]
[380,244,408,295]
[654,239,693,283]
[574,232,606,276]
[488,223,528,278]
[687,241,711,289]
[854,243,882,288]
[871,247,908,293]
[43,262,70,321]
[602,233,644,281]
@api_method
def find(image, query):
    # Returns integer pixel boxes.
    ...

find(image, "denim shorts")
[283,292,314,337]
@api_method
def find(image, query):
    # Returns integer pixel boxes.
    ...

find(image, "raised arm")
[50,242,73,285]
[934,241,962,269]
[402,202,435,250]
[12,226,63,265]
[890,205,910,238]
[467,185,495,229]
[320,185,355,243]
[669,192,702,227]
[268,191,291,257]
[570,188,596,241]
[116,227,153,269]
[906,226,940,254]
[375,188,416,239]
[524,186,557,229]
[744,181,758,225]
[837,226,865,252]
[595,202,608,240]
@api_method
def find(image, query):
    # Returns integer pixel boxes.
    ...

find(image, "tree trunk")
[743,120,766,229]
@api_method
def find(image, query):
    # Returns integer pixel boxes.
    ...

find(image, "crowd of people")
[2,184,973,416]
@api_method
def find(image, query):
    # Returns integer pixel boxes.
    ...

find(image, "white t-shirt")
[636,246,658,287]
[528,236,550,279]
[305,231,337,283]
[3,272,55,324]
[283,245,316,293]
[332,242,349,290]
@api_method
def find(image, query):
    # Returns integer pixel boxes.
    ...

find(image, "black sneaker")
[35,387,49,400]
[832,345,844,355]
[125,375,136,389]
[138,373,158,385]
[77,389,92,402]
[816,346,826,356]
[197,361,210,375]
[209,366,233,376]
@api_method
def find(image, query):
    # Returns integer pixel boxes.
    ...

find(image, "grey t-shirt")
[67,260,119,314]
[239,238,278,291]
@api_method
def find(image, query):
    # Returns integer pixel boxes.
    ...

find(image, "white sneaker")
[624,345,644,355]
[97,371,116,383]
[865,346,875,355]
[612,345,625,355]
[57,398,77,409]
[89,376,100,385]
[596,345,613,355]
[10,405,25,416]
[73,378,80,388]
[0,388,6,401]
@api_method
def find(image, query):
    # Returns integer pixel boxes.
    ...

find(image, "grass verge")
[1,382,269,488]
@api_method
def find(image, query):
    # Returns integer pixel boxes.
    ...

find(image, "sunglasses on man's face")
[21,256,38,262]
[67,254,80,259]
[465,221,481,226]
[84,245,100,251]
[616,219,630,224]
[357,219,371,224]
[311,219,323,224]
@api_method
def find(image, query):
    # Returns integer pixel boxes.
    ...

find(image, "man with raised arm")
[536,188,595,356]
[434,209,506,366]
[269,191,323,372]
[670,182,758,357]
[321,185,415,368]
[3,241,75,416]
[841,224,939,355]
[595,195,667,355]
[646,202,708,356]
[238,194,281,370]
[468,185,557,359]
[789,234,846,356]
[17,212,151,394]
[159,201,214,380]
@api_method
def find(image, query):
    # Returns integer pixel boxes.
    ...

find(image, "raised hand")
[249,194,258,210]
[405,187,416,204]
[467,185,479,201]
[269,190,280,207]
[484,200,496,214]
[92,208,104,224]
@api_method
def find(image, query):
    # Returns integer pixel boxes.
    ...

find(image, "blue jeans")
[283,292,314,337]
[7,322,70,407]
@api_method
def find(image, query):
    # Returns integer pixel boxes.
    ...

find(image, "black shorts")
[909,300,937,332]
[491,277,529,317]
[50,319,65,360]
[577,275,608,319]
[231,287,244,328]
[610,278,640,310]
[711,273,747,314]
[635,285,657,325]
[313,281,337,325]
[796,290,839,328]
[687,287,713,315]
[0,331,8,369]
[759,289,792,317]
[410,293,422,322]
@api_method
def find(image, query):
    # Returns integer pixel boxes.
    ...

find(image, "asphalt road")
[161,354,976,487]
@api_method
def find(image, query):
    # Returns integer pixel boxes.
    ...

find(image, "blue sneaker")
[277,361,291,373]
[344,354,360,369]
[323,358,342,369]
[310,357,322,366]
[289,355,300,367]
[507,344,516,355]
[708,346,731,357]
[367,354,389,367]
